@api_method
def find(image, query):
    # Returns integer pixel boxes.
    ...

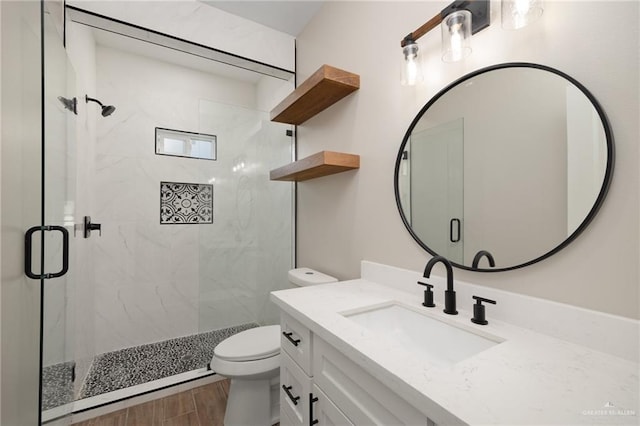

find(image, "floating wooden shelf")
[270,151,360,182]
[270,65,360,125]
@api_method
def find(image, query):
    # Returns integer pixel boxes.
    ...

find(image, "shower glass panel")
[42,1,77,423]
[197,101,294,333]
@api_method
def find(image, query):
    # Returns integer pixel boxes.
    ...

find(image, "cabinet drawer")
[313,337,428,426]
[311,384,354,426]
[281,312,313,375]
[281,351,312,426]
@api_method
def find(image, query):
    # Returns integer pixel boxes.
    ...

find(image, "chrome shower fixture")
[85,95,116,117]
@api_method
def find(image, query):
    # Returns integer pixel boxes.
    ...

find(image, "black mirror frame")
[393,62,615,272]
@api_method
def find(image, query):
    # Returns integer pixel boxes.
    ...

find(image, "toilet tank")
[288,267,338,287]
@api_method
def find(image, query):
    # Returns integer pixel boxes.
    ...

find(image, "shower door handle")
[83,216,102,238]
[450,218,461,243]
[25,225,69,279]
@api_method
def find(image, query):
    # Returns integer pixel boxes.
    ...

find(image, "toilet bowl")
[211,325,281,426]
[211,268,337,426]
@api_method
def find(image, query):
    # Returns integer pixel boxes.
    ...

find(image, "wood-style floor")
[72,380,230,426]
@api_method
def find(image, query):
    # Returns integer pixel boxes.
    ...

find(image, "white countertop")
[271,278,639,425]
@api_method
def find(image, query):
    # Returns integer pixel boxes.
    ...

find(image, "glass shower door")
[40,2,78,423]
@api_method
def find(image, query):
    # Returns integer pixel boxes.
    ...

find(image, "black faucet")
[472,250,495,269]
[423,256,457,315]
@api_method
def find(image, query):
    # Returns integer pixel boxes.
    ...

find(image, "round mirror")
[394,63,614,272]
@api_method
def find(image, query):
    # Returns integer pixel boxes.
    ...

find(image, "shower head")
[85,95,116,117]
[101,104,116,117]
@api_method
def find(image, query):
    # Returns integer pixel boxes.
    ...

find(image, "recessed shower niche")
[160,182,214,225]
[41,6,295,420]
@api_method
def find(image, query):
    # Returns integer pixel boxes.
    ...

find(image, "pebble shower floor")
[42,323,258,410]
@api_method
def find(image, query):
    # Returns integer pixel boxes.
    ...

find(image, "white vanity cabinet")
[312,336,433,426]
[312,385,354,425]
[280,312,434,426]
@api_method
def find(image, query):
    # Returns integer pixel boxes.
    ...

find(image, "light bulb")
[401,41,423,86]
[515,0,532,15]
[405,56,419,85]
[449,25,464,62]
[502,0,543,30]
[441,10,472,63]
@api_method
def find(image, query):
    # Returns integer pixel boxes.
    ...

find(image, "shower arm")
[85,95,105,107]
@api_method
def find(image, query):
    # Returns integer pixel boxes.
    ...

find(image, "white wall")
[296,1,639,319]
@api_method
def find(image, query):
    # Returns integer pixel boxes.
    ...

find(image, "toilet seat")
[214,325,281,361]
[211,353,281,380]
[211,325,282,381]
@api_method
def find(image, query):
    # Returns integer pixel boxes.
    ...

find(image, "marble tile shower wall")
[91,45,293,355]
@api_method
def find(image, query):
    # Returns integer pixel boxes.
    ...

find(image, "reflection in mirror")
[400,118,465,263]
[395,63,614,272]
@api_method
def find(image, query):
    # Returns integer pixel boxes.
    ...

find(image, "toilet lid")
[214,325,281,362]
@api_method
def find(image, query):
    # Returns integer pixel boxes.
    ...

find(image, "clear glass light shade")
[441,10,472,63]
[502,0,544,30]
[401,41,423,86]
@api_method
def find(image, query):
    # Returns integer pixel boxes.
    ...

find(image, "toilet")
[210,268,338,426]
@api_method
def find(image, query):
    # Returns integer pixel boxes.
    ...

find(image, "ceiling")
[200,1,325,36]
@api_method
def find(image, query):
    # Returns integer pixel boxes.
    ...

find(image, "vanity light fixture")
[401,37,423,86]
[441,9,473,62]
[400,0,490,85]
[501,0,544,30]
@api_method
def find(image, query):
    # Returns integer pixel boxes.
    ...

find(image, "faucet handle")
[471,296,497,325]
[417,281,435,307]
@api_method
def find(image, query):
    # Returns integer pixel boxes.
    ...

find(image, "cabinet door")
[281,350,312,426]
[313,337,429,425]
[311,385,354,426]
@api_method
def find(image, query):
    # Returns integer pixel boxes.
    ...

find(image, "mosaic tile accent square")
[160,181,213,224]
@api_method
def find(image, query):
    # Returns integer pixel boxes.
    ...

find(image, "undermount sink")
[342,303,503,368]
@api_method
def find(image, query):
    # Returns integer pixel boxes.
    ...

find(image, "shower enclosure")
[39,4,295,423]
